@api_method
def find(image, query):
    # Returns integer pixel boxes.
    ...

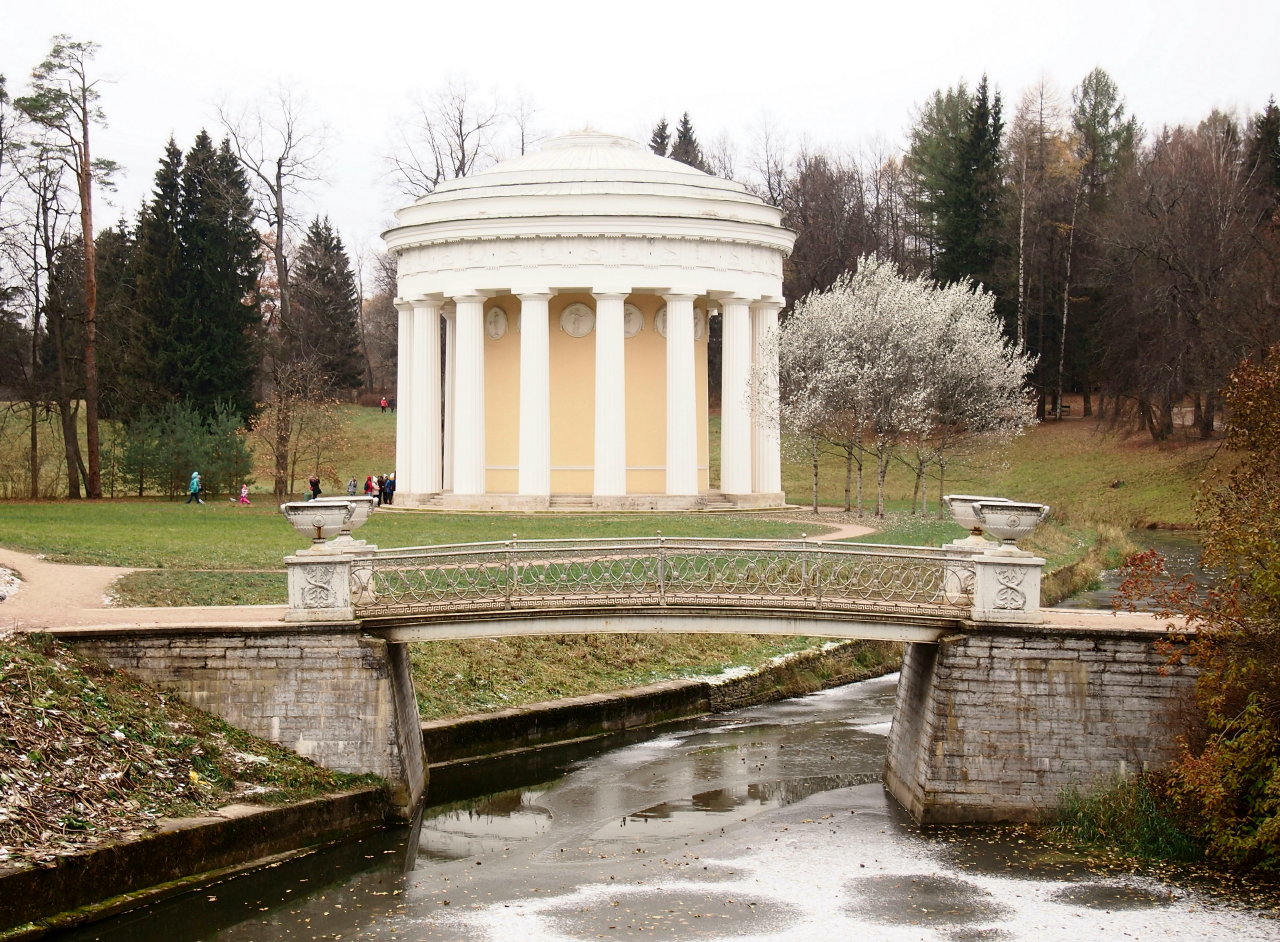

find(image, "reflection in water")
[596,774,881,842]
[419,789,553,861]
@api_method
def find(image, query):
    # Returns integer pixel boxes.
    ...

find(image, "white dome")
[384,130,792,249]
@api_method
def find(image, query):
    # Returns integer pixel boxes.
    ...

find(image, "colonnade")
[393,289,783,508]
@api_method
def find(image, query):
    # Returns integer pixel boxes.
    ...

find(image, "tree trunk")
[79,94,101,499]
[843,449,852,513]
[1016,150,1028,349]
[1199,391,1216,439]
[810,437,819,514]
[1057,182,1083,422]
[875,450,890,519]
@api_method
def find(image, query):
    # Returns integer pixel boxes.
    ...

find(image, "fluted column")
[664,293,699,496]
[517,292,552,496]
[720,297,753,495]
[393,299,415,495]
[410,297,443,494]
[593,291,628,496]
[442,305,456,492]
[452,295,487,495]
[751,300,783,495]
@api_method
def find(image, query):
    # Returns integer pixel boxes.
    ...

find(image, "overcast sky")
[4,0,1278,265]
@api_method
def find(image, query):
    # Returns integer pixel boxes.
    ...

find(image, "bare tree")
[386,78,503,199]
[220,88,327,495]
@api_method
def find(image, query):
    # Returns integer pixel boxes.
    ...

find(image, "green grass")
[409,634,892,720]
[1055,774,1202,863]
[0,501,826,569]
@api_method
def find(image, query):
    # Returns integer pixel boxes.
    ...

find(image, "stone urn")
[943,494,1011,542]
[972,501,1050,549]
[310,496,378,547]
[280,500,356,548]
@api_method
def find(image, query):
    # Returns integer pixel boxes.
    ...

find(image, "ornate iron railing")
[349,537,974,620]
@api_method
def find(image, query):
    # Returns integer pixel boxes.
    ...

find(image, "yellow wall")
[484,296,520,494]
[625,295,666,494]
[482,292,710,495]
[548,293,596,494]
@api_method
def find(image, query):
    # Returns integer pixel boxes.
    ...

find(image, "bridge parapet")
[348,536,976,621]
[284,535,1047,627]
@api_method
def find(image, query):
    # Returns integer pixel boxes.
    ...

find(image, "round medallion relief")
[623,303,643,338]
[653,305,709,340]
[485,306,508,340]
[560,302,595,338]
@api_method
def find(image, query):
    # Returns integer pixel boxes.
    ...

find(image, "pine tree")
[290,216,363,394]
[649,117,670,157]
[670,112,710,172]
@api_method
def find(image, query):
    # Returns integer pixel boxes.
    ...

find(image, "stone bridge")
[52,532,1195,826]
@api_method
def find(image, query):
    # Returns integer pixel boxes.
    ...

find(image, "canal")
[1055,528,1207,610]
[58,671,1278,941]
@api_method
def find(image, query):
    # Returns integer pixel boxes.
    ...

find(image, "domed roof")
[385,130,793,250]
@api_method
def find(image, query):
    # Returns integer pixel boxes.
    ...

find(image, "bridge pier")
[884,614,1196,824]
[54,623,427,820]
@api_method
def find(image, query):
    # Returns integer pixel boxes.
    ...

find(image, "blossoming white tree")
[767,256,1035,516]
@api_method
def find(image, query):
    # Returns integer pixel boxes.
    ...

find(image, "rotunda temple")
[382,130,797,510]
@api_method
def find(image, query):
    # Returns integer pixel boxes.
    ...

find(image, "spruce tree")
[649,117,670,157]
[935,76,1004,288]
[290,216,363,394]
[1246,97,1280,206]
[670,112,710,172]
[133,132,260,422]
[133,140,185,415]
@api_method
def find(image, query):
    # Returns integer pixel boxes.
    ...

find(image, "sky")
[4,0,1278,267]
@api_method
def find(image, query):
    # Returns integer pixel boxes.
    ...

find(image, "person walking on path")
[185,471,204,504]
[229,483,251,505]
[379,396,388,413]
[364,475,373,497]
[347,477,357,496]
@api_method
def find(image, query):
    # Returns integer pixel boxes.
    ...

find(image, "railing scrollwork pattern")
[348,537,975,620]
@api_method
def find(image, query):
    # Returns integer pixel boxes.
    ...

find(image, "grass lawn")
[0,400,1215,606]
[0,402,1212,723]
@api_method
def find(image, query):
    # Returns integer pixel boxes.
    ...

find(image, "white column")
[664,293,699,496]
[751,300,783,495]
[517,292,552,496]
[451,295,486,495]
[442,305,456,492]
[720,297,753,495]
[410,297,443,494]
[593,291,628,496]
[393,299,415,496]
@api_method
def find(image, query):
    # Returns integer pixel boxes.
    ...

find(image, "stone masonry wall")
[885,621,1196,824]
[59,624,425,816]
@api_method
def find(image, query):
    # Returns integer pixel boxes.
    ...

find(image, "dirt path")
[0,547,286,631]
[777,509,878,542]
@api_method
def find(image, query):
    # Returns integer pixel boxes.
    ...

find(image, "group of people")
[347,473,395,505]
